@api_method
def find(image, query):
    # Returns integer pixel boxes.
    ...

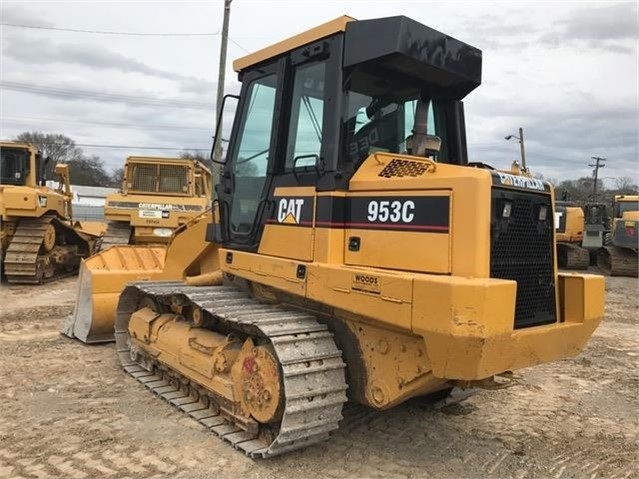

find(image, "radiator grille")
[159,165,188,193]
[490,188,557,329]
[132,164,157,192]
[131,164,188,194]
[378,159,429,178]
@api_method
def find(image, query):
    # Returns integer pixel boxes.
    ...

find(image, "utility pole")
[214,0,232,167]
[504,127,527,173]
[517,127,527,172]
[589,156,606,202]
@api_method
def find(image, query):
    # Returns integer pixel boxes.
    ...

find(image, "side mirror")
[210,94,240,165]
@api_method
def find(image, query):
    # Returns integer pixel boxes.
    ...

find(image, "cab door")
[219,38,338,254]
[220,63,282,249]
[257,56,329,261]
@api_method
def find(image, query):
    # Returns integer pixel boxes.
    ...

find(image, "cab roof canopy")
[233,15,482,100]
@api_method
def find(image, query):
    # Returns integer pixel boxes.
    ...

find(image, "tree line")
[544,175,637,206]
[13,131,638,206]
[13,131,213,188]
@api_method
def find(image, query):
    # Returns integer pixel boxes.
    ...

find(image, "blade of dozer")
[61,211,219,343]
[61,246,166,343]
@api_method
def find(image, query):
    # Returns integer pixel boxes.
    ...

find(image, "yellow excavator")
[0,141,102,283]
[100,156,212,250]
[63,16,604,457]
[598,194,638,276]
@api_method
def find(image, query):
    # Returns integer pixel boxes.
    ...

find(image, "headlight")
[153,228,173,237]
[539,205,548,221]
[502,201,512,218]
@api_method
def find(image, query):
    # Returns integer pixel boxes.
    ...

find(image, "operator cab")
[213,16,482,249]
[0,145,30,186]
[614,197,639,217]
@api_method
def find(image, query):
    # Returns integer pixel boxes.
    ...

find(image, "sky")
[0,0,637,186]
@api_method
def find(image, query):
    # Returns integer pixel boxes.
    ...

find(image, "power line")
[1,140,228,151]
[0,23,220,37]
[61,142,212,151]
[2,22,253,53]
[228,36,250,53]
[0,80,213,110]
[2,115,212,132]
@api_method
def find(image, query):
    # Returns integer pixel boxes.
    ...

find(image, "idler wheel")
[235,340,283,424]
[42,224,57,252]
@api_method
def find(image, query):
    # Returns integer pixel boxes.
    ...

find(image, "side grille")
[378,159,429,178]
[490,188,556,329]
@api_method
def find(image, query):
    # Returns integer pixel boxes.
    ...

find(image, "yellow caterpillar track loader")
[100,156,212,250]
[0,142,101,283]
[67,16,604,458]
[598,195,638,276]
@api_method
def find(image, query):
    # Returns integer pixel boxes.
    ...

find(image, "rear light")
[626,225,636,237]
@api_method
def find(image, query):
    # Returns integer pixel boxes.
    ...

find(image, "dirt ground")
[1,273,637,479]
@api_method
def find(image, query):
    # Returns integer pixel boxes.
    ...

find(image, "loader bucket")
[61,246,166,343]
[61,210,219,343]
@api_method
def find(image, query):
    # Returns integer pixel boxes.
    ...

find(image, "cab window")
[285,61,326,170]
[229,73,278,234]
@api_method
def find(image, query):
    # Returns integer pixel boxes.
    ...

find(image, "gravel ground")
[0,273,637,479]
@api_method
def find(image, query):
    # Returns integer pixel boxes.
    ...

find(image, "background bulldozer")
[100,156,212,250]
[64,15,604,458]
[598,194,638,276]
[554,201,608,269]
[0,141,102,283]
[555,201,589,269]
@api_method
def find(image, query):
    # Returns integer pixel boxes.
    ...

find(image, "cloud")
[466,92,638,180]
[557,3,638,41]
[539,3,638,53]
[453,13,542,51]
[3,34,184,80]
[2,33,219,101]
[1,1,636,184]
[0,4,55,27]
[178,77,216,96]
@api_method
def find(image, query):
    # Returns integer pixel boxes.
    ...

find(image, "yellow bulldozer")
[598,194,638,276]
[99,156,212,250]
[555,200,608,270]
[554,201,590,269]
[0,141,102,283]
[62,16,604,457]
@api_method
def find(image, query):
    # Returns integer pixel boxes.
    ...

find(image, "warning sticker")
[139,209,163,219]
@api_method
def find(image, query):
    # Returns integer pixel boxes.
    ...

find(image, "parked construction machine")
[0,141,101,283]
[100,156,212,250]
[598,195,638,276]
[64,16,604,457]
[555,201,603,269]
[582,202,607,261]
